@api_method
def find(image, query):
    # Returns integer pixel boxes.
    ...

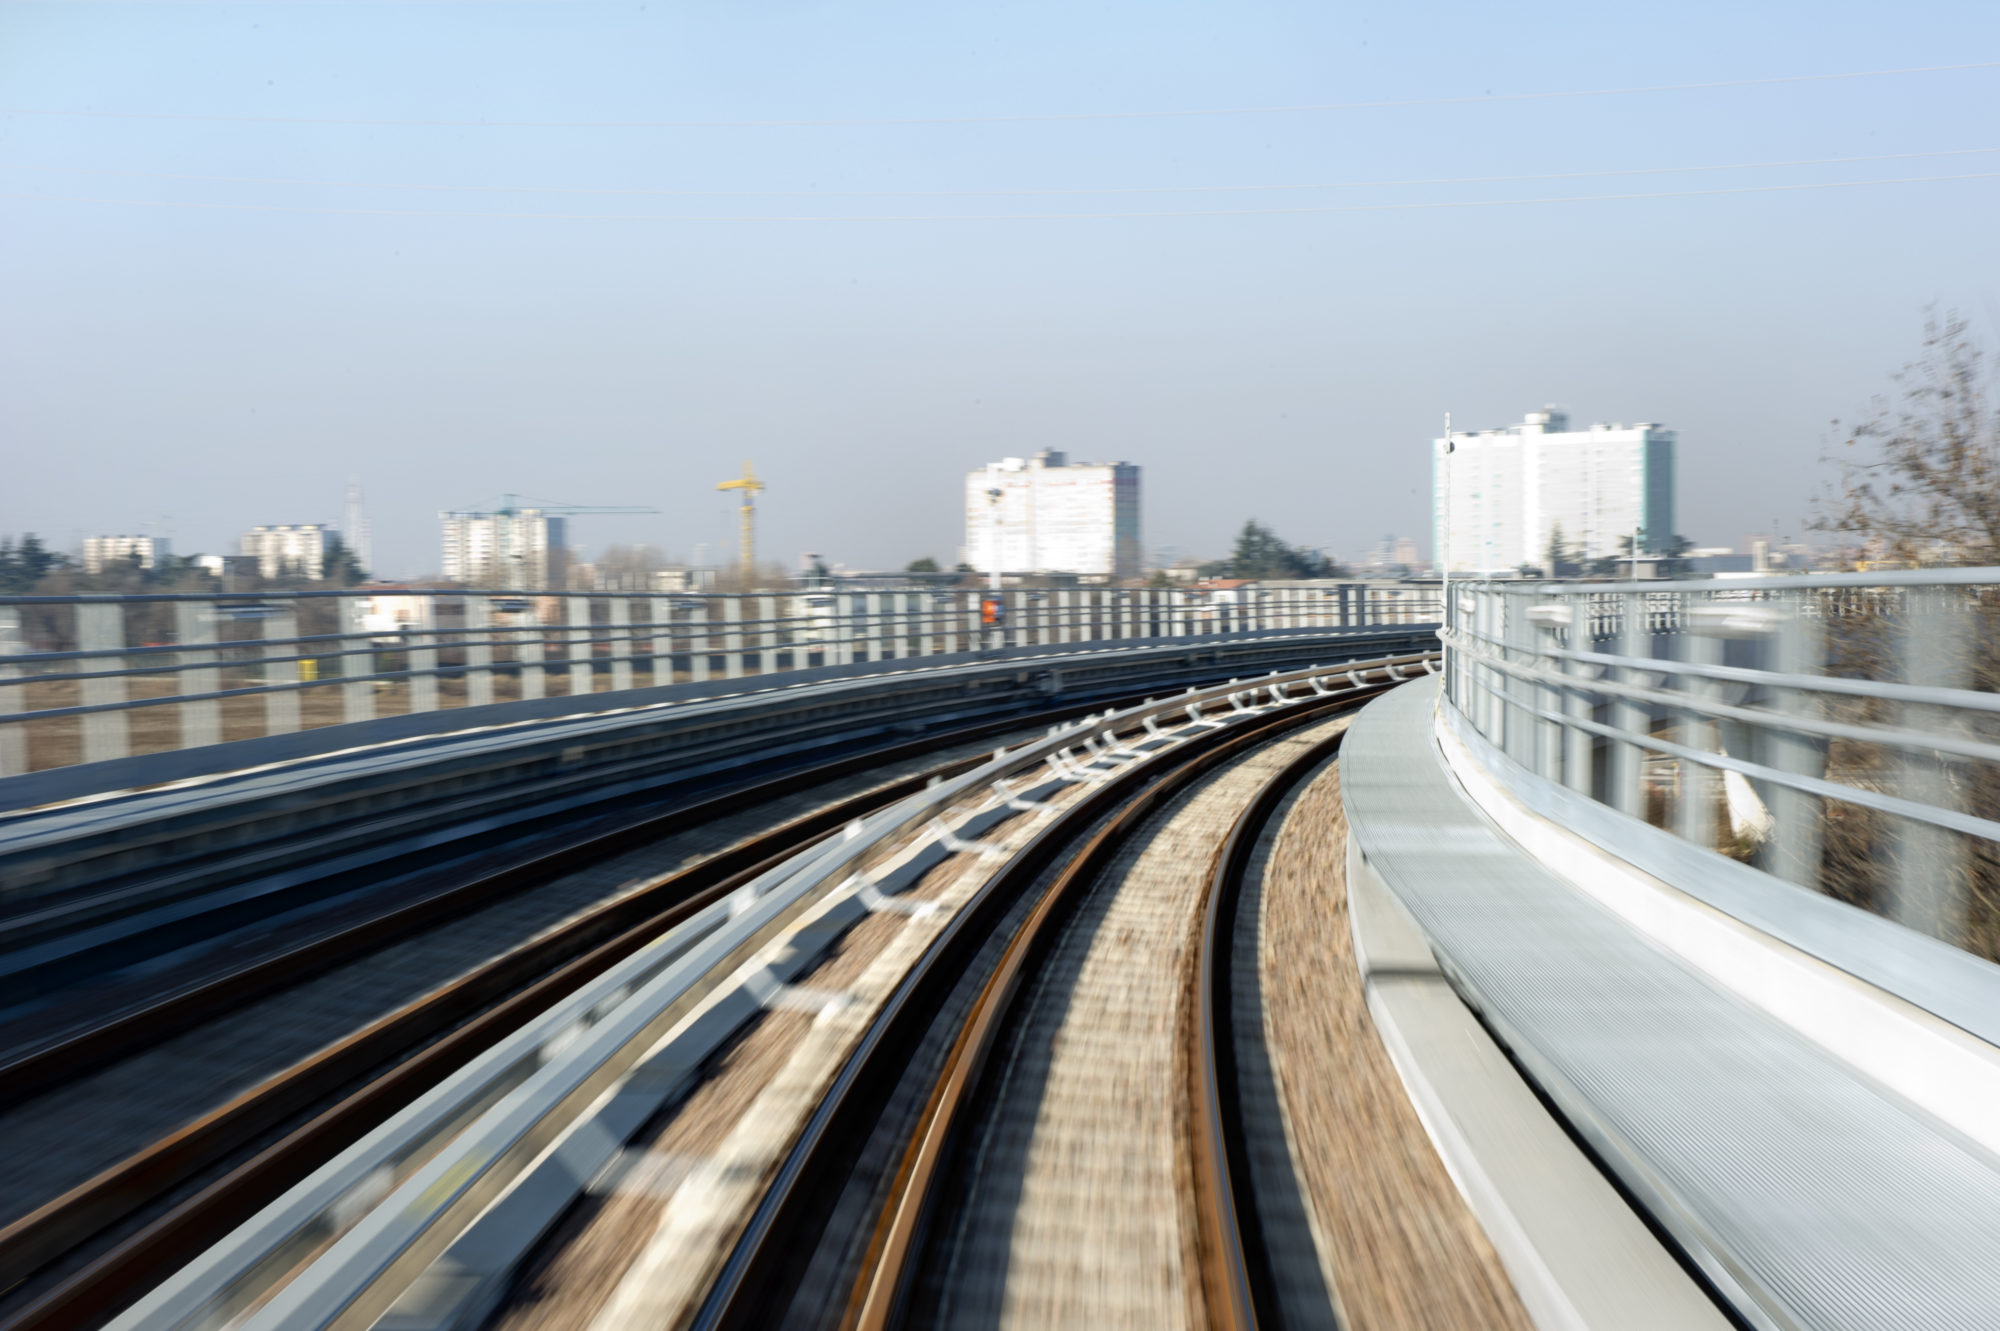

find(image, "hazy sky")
[4,1,1997,576]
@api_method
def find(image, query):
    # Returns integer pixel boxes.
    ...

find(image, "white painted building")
[439,509,569,590]
[240,524,331,580]
[82,534,170,573]
[964,451,1141,581]
[1433,409,1676,574]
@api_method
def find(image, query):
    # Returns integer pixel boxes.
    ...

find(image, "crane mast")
[715,461,766,579]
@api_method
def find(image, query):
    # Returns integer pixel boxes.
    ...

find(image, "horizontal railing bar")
[1477,684,2000,844]
[1449,622,2000,715]
[1450,634,2000,767]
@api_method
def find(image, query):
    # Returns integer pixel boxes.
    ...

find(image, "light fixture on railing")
[1688,605,1783,639]
[1526,603,1574,629]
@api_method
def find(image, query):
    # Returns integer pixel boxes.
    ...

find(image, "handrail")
[1441,572,2000,954]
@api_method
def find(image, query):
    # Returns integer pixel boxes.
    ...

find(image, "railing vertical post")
[337,597,373,724]
[519,601,548,700]
[602,596,630,692]
[873,592,893,661]
[1760,590,1824,888]
[1609,591,1648,818]
[77,602,131,762]
[262,603,301,736]
[756,594,777,673]
[688,598,710,683]
[408,599,440,714]
[566,595,593,695]
[718,597,742,680]
[1563,594,1592,795]
[964,591,980,653]
[1480,587,1504,735]
[465,595,495,706]
[646,597,671,687]
[1891,588,1970,942]
[176,600,223,748]
[1531,612,1564,780]
[0,607,26,776]
[1677,598,1721,850]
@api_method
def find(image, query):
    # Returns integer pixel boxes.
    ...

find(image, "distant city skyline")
[6,4,1995,576]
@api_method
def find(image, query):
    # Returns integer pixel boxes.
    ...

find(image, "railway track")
[0,694,1176,1329]
[54,653,1431,1331]
[689,680,1385,1331]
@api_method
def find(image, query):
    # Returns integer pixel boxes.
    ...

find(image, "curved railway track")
[689,681,1383,1331]
[0,694,1170,1330]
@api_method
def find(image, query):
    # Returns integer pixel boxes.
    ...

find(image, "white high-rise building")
[964,451,1141,581]
[240,524,332,580]
[440,509,569,589]
[82,535,170,573]
[1433,408,1676,574]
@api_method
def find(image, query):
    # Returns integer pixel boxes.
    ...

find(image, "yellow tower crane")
[716,461,766,578]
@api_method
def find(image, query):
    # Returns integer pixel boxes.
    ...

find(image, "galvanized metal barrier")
[1443,569,2000,950]
[0,583,1437,778]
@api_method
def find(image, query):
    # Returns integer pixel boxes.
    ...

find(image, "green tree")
[1544,523,1569,575]
[0,534,62,593]
[905,556,941,574]
[1205,520,1342,580]
[320,535,368,586]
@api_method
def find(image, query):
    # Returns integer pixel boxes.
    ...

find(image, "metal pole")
[263,602,301,735]
[177,599,224,745]
[466,595,496,706]
[0,608,27,775]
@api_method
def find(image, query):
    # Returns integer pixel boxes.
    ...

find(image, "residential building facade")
[82,534,170,573]
[964,450,1142,581]
[439,509,569,589]
[240,524,331,580]
[1433,408,1676,574]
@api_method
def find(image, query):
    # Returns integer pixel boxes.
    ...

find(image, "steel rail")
[1190,723,1352,1331]
[0,694,1164,1329]
[0,701,1102,1107]
[692,682,1388,1331]
[103,655,1429,1331]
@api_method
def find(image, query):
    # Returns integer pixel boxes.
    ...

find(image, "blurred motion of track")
[0,695,1174,1328]
[672,677,1398,1331]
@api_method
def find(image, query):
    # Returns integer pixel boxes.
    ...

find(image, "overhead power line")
[3,146,1995,199]
[2,170,1995,222]
[0,61,1994,129]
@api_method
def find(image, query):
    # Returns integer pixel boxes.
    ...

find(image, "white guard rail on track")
[0,582,1437,779]
[113,650,1436,1331]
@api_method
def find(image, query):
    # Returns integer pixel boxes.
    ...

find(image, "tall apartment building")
[439,508,569,589]
[82,534,170,573]
[240,524,332,580]
[1433,409,1676,574]
[964,451,1142,581]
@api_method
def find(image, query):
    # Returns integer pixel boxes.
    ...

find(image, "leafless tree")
[1817,309,2000,566]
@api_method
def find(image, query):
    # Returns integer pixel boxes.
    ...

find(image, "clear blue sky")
[3,1,1997,575]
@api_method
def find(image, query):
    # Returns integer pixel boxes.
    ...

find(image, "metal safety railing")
[1442,570,2000,955]
[0,581,1438,777]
